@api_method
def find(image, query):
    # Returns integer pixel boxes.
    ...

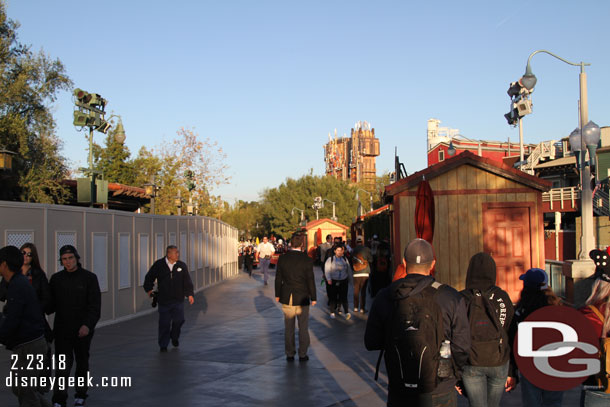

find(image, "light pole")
[355,189,372,215]
[291,207,305,226]
[322,198,337,221]
[144,175,160,215]
[518,50,597,260]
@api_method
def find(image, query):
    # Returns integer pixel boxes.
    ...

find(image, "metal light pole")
[355,189,373,213]
[291,207,305,226]
[519,50,596,259]
[323,199,337,222]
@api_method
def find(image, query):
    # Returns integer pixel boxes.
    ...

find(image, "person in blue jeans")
[459,253,515,407]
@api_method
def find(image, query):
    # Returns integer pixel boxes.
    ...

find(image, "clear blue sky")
[6,0,610,202]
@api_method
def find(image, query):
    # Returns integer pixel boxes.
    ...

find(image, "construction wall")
[0,201,238,326]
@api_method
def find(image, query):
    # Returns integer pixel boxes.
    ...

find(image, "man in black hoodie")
[143,245,194,352]
[365,238,470,407]
[459,252,515,407]
[0,245,50,407]
[49,245,101,407]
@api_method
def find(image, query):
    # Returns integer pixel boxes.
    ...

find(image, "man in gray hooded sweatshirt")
[459,252,515,407]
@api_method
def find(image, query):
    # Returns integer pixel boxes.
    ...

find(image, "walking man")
[143,245,194,352]
[365,238,470,407]
[0,245,51,407]
[275,233,316,361]
[49,245,101,407]
[256,236,275,286]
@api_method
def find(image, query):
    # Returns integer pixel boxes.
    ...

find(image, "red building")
[426,118,536,166]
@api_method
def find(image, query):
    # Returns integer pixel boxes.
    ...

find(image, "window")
[438,149,445,162]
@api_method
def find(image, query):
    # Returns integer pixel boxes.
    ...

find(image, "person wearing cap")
[0,245,51,407]
[48,245,101,407]
[351,236,372,313]
[579,248,610,405]
[511,267,562,407]
[365,238,470,406]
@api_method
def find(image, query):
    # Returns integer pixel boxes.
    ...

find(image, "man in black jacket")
[0,245,51,407]
[365,239,470,407]
[49,245,101,407]
[275,233,316,362]
[143,245,194,352]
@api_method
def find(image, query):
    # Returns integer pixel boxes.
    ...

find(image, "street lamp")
[291,207,305,226]
[0,148,16,170]
[447,140,456,157]
[355,189,373,214]
[519,50,595,260]
[143,175,160,215]
[322,198,337,221]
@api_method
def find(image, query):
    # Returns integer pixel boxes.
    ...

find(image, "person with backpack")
[579,248,610,406]
[352,236,372,313]
[365,238,470,407]
[459,252,515,407]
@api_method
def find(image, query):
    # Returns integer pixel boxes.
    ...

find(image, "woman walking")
[324,245,352,320]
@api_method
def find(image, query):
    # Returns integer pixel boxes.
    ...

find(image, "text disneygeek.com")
[5,372,132,390]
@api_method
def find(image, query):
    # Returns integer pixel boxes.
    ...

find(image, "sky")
[5,0,610,203]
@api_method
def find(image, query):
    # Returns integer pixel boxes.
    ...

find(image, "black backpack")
[462,288,509,366]
[375,280,445,394]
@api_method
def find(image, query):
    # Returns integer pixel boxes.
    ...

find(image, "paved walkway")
[1,267,581,406]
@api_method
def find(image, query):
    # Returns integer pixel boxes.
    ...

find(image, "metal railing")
[542,187,580,210]
[593,188,609,216]
[522,140,557,174]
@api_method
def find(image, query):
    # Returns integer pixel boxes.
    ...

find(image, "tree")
[0,3,72,202]
[92,123,135,185]
[258,174,361,238]
[222,200,263,238]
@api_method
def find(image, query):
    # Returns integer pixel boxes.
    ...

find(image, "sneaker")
[286,356,295,361]
[345,313,352,320]
[360,308,365,313]
[74,398,86,407]
[172,339,179,347]
[299,355,309,361]
[160,347,168,352]
[337,310,342,315]
[330,313,336,319]
[354,308,359,312]
[53,404,65,407]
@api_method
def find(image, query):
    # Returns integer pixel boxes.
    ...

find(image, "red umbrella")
[415,179,436,274]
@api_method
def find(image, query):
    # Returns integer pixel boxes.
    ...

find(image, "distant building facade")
[324,121,380,189]
[426,118,535,166]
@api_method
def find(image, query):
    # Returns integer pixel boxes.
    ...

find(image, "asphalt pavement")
[0,266,581,406]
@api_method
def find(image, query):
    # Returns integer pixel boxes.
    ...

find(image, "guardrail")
[542,187,580,211]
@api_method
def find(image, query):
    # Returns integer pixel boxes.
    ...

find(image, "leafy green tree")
[92,124,135,184]
[258,174,361,238]
[222,200,263,238]
[0,3,72,202]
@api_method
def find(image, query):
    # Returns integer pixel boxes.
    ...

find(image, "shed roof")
[305,218,349,230]
[386,150,551,197]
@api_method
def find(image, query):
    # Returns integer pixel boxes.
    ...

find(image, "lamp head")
[448,140,456,156]
[519,63,537,91]
[114,118,126,144]
[569,128,582,153]
[582,121,601,148]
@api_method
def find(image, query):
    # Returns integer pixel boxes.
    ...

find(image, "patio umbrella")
[414,179,436,274]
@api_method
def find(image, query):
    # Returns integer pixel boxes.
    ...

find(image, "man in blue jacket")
[0,245,50,407]
[144,245,194,352]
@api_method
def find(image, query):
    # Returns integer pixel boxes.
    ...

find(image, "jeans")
[158,301,185,348]
[582,389,610,407]
[520,373,563,407]
[327,279,349,314]
[389,388,456,407]
[353,276,368,310]
[12,336,52,407]
[461,362,508,407]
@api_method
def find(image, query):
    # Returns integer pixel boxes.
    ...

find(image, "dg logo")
[514,305,600,391]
